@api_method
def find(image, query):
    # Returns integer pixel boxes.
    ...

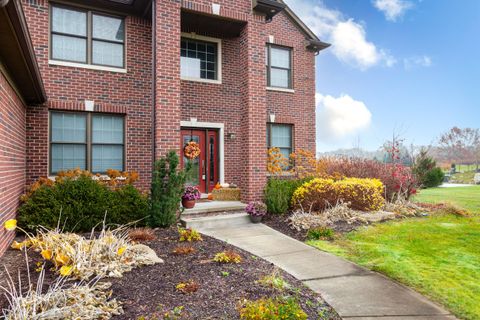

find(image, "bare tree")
[438,127,480,170]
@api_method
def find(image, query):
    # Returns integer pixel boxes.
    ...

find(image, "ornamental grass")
[11,224,162,280]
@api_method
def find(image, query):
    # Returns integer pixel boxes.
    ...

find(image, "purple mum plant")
[183,185,201,201]
[245,201,267,217]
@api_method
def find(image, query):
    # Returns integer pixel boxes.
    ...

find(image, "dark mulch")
[263,214,363,242]
[0,226,340,320]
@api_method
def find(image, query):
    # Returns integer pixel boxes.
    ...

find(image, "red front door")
[180,129,219,193]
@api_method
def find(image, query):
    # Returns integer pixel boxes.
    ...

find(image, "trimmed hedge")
[264,178,310,214]
[18,175,149,232]
[291,177,384,212]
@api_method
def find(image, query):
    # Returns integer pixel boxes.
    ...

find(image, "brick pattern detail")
[0,71,27,256]
[21,0,153,191]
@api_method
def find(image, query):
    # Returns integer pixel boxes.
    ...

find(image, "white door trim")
[180,120,225,184]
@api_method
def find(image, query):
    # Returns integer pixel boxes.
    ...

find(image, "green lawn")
[414,185,480,214]
[309,186,480,319]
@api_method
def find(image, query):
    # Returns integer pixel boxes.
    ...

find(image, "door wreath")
[184,141,201,160]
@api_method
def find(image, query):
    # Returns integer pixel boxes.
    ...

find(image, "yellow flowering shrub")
[267,147,290,175]
[291,177,385,212]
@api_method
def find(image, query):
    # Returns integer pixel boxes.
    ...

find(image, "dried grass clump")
[288,202,366,231]
[14,225,162,280]
[128,228,157,242]
[1,266,122,319]
[384,199,427,216]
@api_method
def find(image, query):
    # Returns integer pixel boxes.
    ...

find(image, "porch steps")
[181,201,246,216]
[181,212,250,229]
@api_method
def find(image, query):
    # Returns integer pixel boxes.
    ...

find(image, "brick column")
[154,0,181,158]
[239,16,267,201]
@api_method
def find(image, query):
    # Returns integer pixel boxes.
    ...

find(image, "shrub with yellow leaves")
[267,147,291,175]
[213,250,242,264]
[292,177,385,212]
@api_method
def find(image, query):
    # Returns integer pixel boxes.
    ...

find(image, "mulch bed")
[263,214,363,242]
[0,226,340,319]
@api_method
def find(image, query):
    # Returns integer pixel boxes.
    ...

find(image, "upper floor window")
[50,112,125,174]
[266,45,292,89]
[180,35,221,82]
[51,5,125,68]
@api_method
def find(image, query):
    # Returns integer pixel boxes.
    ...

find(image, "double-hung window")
[266,45,292,89]
[267,123,293,160]
[50,112,125,174]
[51,5,125,68]
[180,36,220,81]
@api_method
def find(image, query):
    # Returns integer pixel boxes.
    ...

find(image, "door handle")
[202,160,206,180]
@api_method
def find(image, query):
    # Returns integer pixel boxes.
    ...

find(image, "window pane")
[51,113,86,143]
[279,148,292,160]
[51,144,86,173]
[52,34,87,63]
[180,38,217,80]
[271,125,292,148]
[270,68,289,88]
[52,6,86,36]
[181,57,201,78]
[93,14,124,42]
[92,115,124,144]
[270,47,290,68]
[92,41,124,67]
[92,145,123,172]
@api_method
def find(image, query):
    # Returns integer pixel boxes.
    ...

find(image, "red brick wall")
[265,11,317,154]
[0,70,27,256]
[21,0,153,190]
[21,0,317,201]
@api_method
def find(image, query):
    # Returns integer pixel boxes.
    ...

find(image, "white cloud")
[403,55,432,69]
[373,0,413,22]
[284,0,396,70]
[316,93,372,142]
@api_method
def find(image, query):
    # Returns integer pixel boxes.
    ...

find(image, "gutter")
[151,0,156,168]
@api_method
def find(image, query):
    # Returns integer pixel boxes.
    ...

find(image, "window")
[50,112,125,174]
[181,37,219,81]
[51,5,125,68]
[267,123,293,160]
[266,45,292,89]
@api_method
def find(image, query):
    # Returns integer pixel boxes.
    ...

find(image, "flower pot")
[182,198,195,209]
[250,215,263,223]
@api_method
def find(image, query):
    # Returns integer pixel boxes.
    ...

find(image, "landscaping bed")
[0,226,339,319]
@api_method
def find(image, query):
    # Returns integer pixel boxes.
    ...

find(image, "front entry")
[180,128,219,193]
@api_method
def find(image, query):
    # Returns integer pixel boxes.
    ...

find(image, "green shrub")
[307,227,335,240]
[18,175,148,232]
[423,167,445,188]
[150,151,189,227]
[264,178,310,214]
[239,297,307,320]
[413,149,444,188]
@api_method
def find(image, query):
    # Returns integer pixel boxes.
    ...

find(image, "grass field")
[309,186,480,319]
[414,185,480,214]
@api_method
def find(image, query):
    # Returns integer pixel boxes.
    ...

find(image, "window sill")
[49,60,127,74]
[267,87,295,93]
[181,77,222,85]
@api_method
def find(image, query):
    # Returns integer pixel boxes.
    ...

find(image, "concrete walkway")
[193,221,455,319]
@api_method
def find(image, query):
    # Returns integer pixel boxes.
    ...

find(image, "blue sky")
[284,0,480,152]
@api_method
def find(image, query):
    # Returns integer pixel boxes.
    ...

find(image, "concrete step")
[182,201,246,216]
[181,212,251,229]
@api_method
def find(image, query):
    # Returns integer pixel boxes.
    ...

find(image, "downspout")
[151,0,156,170]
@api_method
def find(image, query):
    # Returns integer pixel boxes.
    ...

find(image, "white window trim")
[49,59,127,73]
[180,32,222,84]
[267,87,295,93]
[180,120,225,185]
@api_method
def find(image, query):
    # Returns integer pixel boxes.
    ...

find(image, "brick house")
[0,0,328,255]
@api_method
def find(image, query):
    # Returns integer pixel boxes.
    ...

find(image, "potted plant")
[182,186,201,209]
[245,201,267,223]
